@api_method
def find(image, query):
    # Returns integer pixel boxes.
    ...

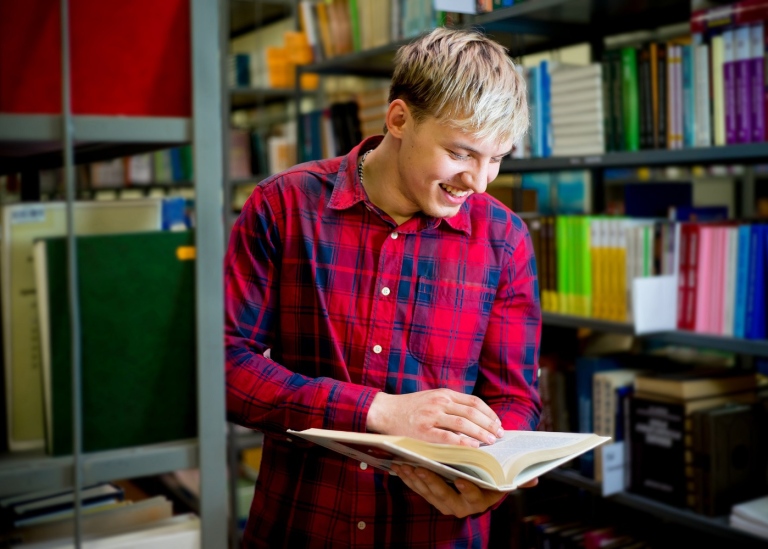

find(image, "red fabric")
[0,0,190,115]
[225,136,542,548]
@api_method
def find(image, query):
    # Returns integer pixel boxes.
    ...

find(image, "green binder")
[35,231,197,456]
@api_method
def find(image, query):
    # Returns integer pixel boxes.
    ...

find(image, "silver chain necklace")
[358,149,372,186]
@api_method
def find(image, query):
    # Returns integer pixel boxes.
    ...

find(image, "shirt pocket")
[407,276,495,385]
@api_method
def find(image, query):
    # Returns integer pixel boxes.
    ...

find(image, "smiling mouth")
[439,183,470,198]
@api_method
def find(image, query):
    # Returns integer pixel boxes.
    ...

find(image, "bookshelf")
[0,0,227,547]
[292,0,768,546]
[547,469,767,547]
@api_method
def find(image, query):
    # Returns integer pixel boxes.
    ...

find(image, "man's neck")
[360,137,414,226]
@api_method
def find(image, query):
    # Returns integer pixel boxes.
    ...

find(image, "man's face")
[395,116,513,220]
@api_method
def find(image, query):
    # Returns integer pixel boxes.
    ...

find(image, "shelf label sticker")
[10,206,46,225]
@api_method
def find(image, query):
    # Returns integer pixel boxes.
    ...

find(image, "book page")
[478,431,596,471]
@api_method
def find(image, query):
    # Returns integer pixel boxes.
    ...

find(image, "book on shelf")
[16,512,201,549]
[34,230,198,455]
[1,200,164,452]
[627,387,759,509]
[0,484,124,530]
[633,368,759,400]
[3,495,173,547]
[690,402,767,516]
[730,495,768,541]
[287,428,609,492]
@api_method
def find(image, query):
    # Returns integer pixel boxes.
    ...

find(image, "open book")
[287,428,610,492]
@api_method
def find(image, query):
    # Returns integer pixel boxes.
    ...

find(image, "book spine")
[694,44,712,147]
[735,25,753,143]
[682,44,696,148]
[750,23,765,142]
[621,47,640,152]
[733,224,752,338]
[724,29,738,144]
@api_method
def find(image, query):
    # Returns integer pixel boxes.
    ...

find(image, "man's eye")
[450,151,469,160]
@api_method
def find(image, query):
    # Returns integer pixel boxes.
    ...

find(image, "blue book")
[745,224,766,339]
[670,205,729,221]
[540,60,553,158]
[556,170,591,214]
[521,172,554,214]
[733,224,752,338]
[169,147,184,182]
[681,44,696,148]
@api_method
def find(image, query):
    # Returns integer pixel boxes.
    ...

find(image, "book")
[690,403,766,516]
[1,200,163,451]
[34,231,198,455]
[730,495,768,541]
[6,496,173,546]
[633,369,758,400]
[287,428,609,492]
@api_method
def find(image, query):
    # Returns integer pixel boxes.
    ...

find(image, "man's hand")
[391,465,539,518]
[366,389,504,447]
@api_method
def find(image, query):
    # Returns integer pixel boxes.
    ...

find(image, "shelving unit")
[547,469,767,547]
[0,0,227,546]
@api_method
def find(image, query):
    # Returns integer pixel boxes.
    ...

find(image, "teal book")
[34,231,197,456]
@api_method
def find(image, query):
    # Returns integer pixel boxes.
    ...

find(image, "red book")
[0,0,191,116]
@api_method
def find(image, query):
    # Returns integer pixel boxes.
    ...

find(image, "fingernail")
[416,471,426,479]
[487,435,497,445]
[497,428,504,438]
[455,481,465,490]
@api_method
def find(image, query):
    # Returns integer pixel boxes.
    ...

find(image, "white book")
[693,44,712,147]
[549,63,602,84]
[20,513,200,549]
[550,88,603,108]
[551,99,603,118]
[551,75,602,96]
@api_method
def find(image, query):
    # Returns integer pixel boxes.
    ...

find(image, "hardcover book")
[287,428,609,492]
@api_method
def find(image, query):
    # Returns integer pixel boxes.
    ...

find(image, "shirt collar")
[327,135,471,236]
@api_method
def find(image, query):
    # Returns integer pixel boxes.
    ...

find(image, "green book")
[34,231,197,456]
[620,46,640,152]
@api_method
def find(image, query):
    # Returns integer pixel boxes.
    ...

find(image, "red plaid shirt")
[225,136,541,548]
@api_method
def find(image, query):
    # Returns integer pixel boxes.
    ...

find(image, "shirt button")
[360,462,368,470]
[358,521,366,530]
[381,287,390,296]
[390,232,398,239]
[373,345,382,354]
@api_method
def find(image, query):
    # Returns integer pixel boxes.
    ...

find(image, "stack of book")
[550,64,605,157]
[0,484,199,547]
[627,368,765,511]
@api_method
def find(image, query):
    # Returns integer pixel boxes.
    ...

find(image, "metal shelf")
[502,143,768,173]
[542,313,768,356]
[0,440,198,498]
[229,0,293,39]
[230,87,302,110]
[547,469,768,546]
[0,114,191,175]
[542,312,635,334]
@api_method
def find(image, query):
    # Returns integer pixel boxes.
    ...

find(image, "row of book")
[528,209,768,340]
[298,0,458,63]
[524,1,768,159]
[0,483,199,547]
[547,350,768,520]
[0,201,196,454]
[228,29,319,91]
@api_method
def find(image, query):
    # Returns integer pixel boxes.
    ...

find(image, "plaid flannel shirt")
[225,136,541,548]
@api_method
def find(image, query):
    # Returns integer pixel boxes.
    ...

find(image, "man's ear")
[384,99,409,138]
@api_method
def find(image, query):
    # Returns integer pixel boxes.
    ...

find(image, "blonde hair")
[389,27,528,145]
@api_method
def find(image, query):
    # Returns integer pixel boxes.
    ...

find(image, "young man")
[225,27,541,548]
